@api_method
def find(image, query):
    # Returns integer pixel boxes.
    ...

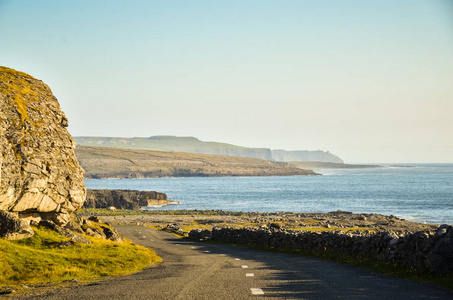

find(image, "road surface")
[24,225,453,299]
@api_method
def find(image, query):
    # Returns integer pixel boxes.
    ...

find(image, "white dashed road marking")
[234,258,241,260]
[250,288,264,295]
[242,265,248,269]
[246,273,254,277]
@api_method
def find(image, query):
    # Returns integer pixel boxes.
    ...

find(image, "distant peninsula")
[74,136,343,163]
[288,161,382,169]
[75,145,319,179]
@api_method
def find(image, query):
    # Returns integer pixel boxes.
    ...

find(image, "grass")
[0,225,161,287]
[0,66,39,123]
[74,144,316,179]
[180,224,216,232]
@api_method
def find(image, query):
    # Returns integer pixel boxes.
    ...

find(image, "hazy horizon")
[1,1,452,164]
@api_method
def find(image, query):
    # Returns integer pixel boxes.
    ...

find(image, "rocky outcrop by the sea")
[0,66,86,226]
[84,189,179,210]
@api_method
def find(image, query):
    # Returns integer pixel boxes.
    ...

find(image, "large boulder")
[0,66,86,226]
[0,210,34,240]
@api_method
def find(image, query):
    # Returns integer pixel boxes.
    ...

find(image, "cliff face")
[84,189,176,210]
[190,148,273,160]
[75,136,274,160]
[75,136,344,163]
[271,150,344,163]
[0,67,86,225]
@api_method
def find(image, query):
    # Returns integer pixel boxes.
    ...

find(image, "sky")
[1,0,452,163]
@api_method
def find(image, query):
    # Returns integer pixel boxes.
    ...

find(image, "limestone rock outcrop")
[84,189,178,210]
[0,211,34,240]
[0,66,86,226]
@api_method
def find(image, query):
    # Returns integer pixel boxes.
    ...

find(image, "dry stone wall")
[189,225,453,275]
[0,67,86,225]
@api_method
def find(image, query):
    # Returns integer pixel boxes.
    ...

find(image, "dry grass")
[0,225,161,287]
[0,66,40,123]
[75,145,317,178]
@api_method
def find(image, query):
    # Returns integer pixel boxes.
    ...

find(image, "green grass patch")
[0,226,161,287]
[0,67,38,123]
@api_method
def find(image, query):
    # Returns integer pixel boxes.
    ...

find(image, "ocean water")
[85,164,453,225]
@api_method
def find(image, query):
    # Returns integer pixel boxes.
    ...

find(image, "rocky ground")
[83,209,439,235]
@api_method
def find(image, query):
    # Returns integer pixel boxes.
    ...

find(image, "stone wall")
[189,225,453,275]
[0,67,86,225]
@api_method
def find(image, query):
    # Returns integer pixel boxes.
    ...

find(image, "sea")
[85,163,453,225]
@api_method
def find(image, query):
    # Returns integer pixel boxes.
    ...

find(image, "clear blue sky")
[1,0,452,163]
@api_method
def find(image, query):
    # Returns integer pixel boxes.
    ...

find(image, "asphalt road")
[24,225,453,300]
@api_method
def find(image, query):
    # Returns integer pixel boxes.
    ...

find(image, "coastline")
[83,209,440,234]
[76,145,319,179]
[82,209,453,278]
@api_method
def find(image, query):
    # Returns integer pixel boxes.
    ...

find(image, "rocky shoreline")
[92,210,439,234]
[87,209,452,276]
[83,189,180,210]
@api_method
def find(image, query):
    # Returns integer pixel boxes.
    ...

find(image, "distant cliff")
[190,148,273,160]
[271,150,344,163]
[75,136,341,163]
[75,136,273,160]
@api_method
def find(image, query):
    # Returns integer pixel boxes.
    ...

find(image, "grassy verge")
[0,225,161,287]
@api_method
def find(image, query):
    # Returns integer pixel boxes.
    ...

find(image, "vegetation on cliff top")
[0,225,161,288]
[75,145,318,178]
[0,66,44,123]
